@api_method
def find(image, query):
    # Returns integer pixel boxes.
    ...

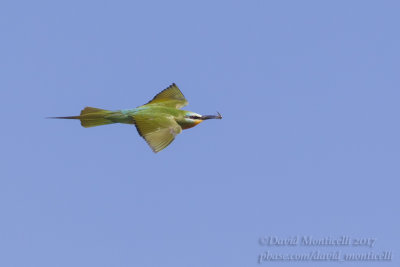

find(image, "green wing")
[133,113,182,153]
[143,83,188,109]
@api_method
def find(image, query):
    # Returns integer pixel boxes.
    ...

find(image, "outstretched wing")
[142,83,188,109]
[133,113,182,153]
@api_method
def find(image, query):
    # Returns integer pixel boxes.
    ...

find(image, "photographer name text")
[259,235,375,248]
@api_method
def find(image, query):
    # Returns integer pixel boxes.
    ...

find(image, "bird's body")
[119,106,202,129]
[51,83,221,153]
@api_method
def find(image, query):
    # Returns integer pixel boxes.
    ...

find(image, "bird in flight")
[50,83,222,153]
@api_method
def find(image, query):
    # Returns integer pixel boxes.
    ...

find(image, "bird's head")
[179,111,222,129]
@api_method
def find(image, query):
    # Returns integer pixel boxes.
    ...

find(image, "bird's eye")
[188,115,200,119]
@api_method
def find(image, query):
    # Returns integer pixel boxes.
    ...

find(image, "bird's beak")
[201,112,222,120]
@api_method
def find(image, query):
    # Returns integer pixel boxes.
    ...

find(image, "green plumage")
[50,83,222,153]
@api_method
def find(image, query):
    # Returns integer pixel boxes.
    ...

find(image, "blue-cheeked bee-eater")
[51,83,222,153]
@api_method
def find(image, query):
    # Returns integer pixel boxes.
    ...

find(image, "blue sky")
[1,0,399,266]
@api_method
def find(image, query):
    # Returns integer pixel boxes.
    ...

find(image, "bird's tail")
[50,107,116,128]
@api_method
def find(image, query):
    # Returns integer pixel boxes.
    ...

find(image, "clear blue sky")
[1,0,399,266]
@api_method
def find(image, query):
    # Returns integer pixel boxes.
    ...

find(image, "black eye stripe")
[189,115,200,119]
